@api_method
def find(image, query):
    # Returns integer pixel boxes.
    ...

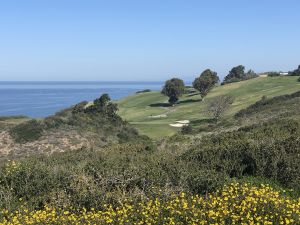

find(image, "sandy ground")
[0,130,91,158]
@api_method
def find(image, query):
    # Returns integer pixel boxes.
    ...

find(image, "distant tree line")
[266,65,300,78]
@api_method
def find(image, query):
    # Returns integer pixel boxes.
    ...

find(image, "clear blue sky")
[0,0,299,81]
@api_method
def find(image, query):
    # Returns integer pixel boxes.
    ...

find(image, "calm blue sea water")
[0,81,163,118]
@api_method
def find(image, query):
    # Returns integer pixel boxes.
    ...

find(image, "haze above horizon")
[1,0,300,81]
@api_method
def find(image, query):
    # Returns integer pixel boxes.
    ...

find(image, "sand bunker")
[176,120,190,124]
[169,120,190,127]
[169,123,187,127]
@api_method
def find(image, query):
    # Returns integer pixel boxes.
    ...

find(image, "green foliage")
[2,80,300,214]
[8,94,140,147]
[223,65,258,84]
[2,117,300,211]
[182,119,300,189]
[192,69,219,98]
[85,94,119,120]
[181,124,193,134]
[9,120,44,143]
[184,169,228,194]
[161,78,185,105]
[223,65,245,83]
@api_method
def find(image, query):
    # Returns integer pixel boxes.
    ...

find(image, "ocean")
[0,81,163,118]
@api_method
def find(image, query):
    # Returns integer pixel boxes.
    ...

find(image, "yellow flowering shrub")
[3,160,20,176]
[1,182,300,225]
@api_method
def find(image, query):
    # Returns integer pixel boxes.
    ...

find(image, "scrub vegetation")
[0,75,300,224]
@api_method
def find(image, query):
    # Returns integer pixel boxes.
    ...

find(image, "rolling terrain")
[118,76,300,138]
[0,76,300,224]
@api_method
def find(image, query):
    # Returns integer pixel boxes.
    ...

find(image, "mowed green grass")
[118,76,300,139]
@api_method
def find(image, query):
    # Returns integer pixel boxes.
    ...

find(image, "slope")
[118,76,300,138]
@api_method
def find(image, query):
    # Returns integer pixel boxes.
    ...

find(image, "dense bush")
[182,119,300,190]
[1,118,300,212]
[181,124,193,134]
[2,182,300,225]
[9,119,44,143]
[8,94,141,145]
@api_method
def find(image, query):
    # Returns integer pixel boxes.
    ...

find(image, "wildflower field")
[1,182,299,225]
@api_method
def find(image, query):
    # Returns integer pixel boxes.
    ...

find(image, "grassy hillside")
[118,76,300,138]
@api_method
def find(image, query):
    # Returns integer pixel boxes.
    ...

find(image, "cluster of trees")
[160,64,297,120]
[161,70,233,121]
[161,69,220,105]
[85,93,119,120]
[222,65,257,84]
[161,65,257,105]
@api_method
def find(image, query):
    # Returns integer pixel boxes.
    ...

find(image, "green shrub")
[183,169,227,194]
[182,119,300,189]
[9,120,44,143]
[181,124,193,134]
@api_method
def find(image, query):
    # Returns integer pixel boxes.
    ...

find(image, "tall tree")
[223,65,245,83]
[161,78,185,105]
[193,69,219,99]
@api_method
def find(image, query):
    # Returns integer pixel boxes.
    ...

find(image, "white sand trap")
[176,120,190,124]
[169,123,187,127]
[149,114,167,118]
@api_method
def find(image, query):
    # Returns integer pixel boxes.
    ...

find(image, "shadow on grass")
[187,93,199,97]
[149,98,202,107]
[177,99,202,104]
[149,103,170,107]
